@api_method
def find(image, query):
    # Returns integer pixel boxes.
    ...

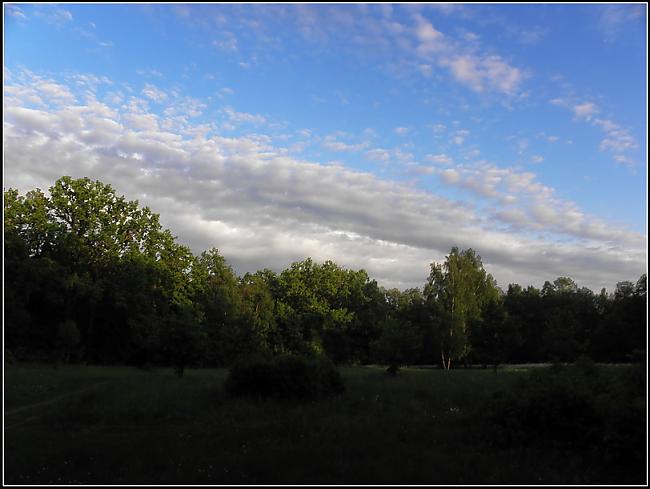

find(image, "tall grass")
[4,363,646,484]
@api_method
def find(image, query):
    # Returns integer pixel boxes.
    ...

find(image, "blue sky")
[3,3,647,291]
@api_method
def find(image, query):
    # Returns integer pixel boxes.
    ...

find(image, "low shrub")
[574,354,598,377]
[225,353,344,401]
[482,364,646,464]
[483,368,601,448]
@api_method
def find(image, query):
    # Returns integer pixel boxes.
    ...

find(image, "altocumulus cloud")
[3,69,646,291]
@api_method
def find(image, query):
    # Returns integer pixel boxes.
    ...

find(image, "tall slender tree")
[425,247,499,369]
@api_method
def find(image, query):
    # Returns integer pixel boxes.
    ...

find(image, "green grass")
[4,363,646,484]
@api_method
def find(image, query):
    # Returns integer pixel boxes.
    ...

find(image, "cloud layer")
[3,69,646,292]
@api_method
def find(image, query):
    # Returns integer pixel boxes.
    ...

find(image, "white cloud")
[394,127,410,136]
[594,118,638,154]
[323,136,369,153]
[141,83,168,103]
[3,69,645,292]
[443,56,484,92]
[137,68,163,78]
[413,14,445,55]
[414,15,444,43]
[440,168,461,184]
[613,155,635,168]
[425,154,453,166]
[213,34,239,52]
[364,147,413,165]
[482,55,525,95]
[599,131,637,153]
[573,102,599,120]
[439,54,525,95]
[599,4,645,42]
[550,98,567,108]
[123,113,159,132]
[365,148,391,162]
[222,106,267,125]
[554,100,638,167]
[35,7,73,26]
[432,161,643,246]
[68,73,113,90]
[6,5,28,20]
[451,130,469,146]
[530,204,558,225]
[165,97,207,119]
[531,155,544,164]
[53,8,72,22]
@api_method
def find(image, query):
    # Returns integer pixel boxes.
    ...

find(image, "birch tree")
[425,247,499,369]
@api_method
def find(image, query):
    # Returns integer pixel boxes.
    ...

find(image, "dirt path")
[5,380,113,429]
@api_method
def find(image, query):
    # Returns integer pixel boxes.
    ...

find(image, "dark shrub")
[225,353,344,401]
[574,354,598,377]
[483,363,646,475]
[483,367,602,448]
[386,364,399,376]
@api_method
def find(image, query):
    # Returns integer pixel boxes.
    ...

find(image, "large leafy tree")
[425,247,499,369]
[469,297,521,371]
[4,176,197,364]
[590,274,647,362]
[239,271,278,353]
[541,280,599,362]
[276,258,354,356]
[503,284,547,362]
[371,317,421,374]
[48,176,173,261]
[189,248,244,366]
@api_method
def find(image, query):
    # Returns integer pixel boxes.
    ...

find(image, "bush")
[574,354,598,377]
[482,364,646,468]
[225,353,344,401]
[483,367,602,448]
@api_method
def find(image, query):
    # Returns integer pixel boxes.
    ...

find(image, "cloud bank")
[3,69,646,291]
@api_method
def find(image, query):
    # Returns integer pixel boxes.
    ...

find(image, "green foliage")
[484,366,601,447]
[268,258,383,363]
[371,318,421,373]
[225,353,344,401]
[4,176,647,370]
[469,298,520,369]
[483,364,646,472]
[159,305,206,377]
[425,247,500,368]
[589,280,646,362]
[4,177,197,364]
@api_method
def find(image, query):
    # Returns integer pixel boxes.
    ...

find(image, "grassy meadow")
[4,363,646,485]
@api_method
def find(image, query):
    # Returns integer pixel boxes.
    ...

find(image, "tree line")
[4,176,647,372]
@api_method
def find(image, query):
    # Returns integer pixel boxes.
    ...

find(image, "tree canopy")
[4,176,647,370]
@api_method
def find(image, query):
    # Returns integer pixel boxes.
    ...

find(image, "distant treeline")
[4,176,647,370]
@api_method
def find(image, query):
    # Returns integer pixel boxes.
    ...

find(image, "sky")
[3,3,648,292]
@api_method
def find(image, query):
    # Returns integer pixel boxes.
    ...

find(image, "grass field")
[4,363,646,484]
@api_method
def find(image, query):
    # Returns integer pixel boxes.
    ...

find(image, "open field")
[4,363,646,485]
